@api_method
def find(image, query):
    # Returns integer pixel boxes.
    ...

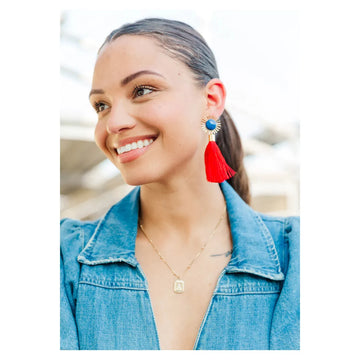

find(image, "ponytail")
[217,109,251,204]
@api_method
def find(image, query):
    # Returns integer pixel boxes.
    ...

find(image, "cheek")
[94,122,109,153]
[141,94,202,132]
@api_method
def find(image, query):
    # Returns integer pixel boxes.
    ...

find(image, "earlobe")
[205,78,226,119]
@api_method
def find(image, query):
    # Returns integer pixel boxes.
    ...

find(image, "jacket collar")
[221,181,284,280]
[77,181,284,281]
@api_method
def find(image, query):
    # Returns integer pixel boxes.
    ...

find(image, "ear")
[204,78,226,119]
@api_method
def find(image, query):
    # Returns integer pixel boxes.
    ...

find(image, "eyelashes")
[92,84,157,114]
[94,102,109,113]
[132,84,155,98]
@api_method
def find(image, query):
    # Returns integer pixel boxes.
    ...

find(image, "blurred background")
[60,9,299,221]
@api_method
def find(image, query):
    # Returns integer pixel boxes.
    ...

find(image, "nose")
[106,101,136,134]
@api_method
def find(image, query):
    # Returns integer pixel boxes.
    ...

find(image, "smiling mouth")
[116,138,155,155]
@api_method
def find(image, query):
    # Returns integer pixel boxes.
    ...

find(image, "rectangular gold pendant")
[174,279,185,294]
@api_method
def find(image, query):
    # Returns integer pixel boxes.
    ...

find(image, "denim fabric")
[60,181,300,350]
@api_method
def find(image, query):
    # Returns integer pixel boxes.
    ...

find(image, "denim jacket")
[60,181,300,350]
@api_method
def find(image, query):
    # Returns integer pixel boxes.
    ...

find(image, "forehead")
[93,35,189,82]
[98,35,161,61]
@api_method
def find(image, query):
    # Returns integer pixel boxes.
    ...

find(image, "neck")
[139,177,226,244]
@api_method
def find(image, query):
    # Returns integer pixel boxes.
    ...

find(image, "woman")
[60,18,299,350]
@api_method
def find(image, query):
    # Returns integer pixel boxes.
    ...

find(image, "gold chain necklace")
[138,205,227,294]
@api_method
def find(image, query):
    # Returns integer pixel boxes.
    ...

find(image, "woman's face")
[90,35,209,186]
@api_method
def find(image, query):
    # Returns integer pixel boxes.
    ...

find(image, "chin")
[120,171,160,187]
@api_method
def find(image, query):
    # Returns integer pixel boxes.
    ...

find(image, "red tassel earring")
[201,117,236,183]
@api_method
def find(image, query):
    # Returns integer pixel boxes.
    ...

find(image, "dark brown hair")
[100,18,251,204]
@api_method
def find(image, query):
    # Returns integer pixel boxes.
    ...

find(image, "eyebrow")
[89,70,165,98]
[120,70,165,86]
[88,89,105,98]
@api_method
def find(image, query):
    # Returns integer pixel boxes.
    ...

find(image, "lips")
[113,135,157,163]
[116,138,154,154]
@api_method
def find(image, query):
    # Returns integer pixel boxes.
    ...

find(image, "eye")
[94,102,109,113]
[133,85,154,98]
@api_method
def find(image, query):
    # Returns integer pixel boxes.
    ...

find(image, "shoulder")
[60,218,100,261]
[257,213,300,275]
[60,218,102,294]
[264,215,300,349]
[259,213,300,242]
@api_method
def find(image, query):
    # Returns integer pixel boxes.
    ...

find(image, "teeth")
[116,138,154,154]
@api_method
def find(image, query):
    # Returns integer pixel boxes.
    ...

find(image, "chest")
[135,233,232,350]
[76,260,282,350]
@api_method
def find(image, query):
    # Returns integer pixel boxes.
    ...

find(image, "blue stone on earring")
[201,117,221,135]
[205,119,217,131]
